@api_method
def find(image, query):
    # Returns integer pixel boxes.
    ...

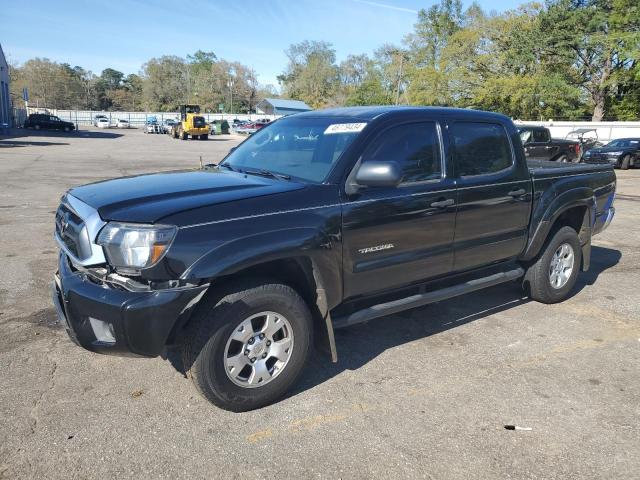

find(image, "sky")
[2,0,517,87]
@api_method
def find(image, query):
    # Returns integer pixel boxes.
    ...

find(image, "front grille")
[583,154,608,164]
[55,202,92,260]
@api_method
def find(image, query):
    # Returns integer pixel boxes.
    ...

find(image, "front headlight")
[606,151,623,156]
[97,222,177,273]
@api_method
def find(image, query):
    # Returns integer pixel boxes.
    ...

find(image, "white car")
[116,119,131,129]
[96,118,111,129]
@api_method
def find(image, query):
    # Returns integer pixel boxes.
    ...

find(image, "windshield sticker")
[324,123,367,135]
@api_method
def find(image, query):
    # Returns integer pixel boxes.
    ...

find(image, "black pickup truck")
[517,125,580,163]
[53,107,616,411]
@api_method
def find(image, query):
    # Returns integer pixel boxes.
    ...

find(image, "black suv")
[24,114,75,132]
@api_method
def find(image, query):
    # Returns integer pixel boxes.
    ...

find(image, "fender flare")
[181,227,340,362]
[522,187,595,268]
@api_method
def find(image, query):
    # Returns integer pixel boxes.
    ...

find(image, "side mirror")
[355,161,402,188]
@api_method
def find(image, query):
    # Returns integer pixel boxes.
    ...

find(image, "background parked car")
[517,125,580,163]
[116,119,131,129]
[24,114,75,132]
[96,118,111,129]
[162,119,176,133]
[144,120,162,134]
[93,115,108,127]
[210,119,230,135]
[582,138,640,169]
[234,122,258,135]
[565,128,603,159]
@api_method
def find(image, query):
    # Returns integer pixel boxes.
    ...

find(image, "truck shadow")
[163,246,620,398]
[290,245,621,398]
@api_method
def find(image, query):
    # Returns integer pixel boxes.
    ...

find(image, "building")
[255,98,312,116]
[0,43,10,127]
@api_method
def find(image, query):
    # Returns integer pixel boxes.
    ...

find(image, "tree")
[278,41,339,108]
[404,0,464,105]
[142,55,189,110]
[540,0,640,120]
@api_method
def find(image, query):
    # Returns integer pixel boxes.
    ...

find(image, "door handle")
[430,198,455,208]
[508,188,526,197]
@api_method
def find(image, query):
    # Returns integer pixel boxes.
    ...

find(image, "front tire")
[200,134,208,140]
[182,279,313,412]
[620,154,631,170]
[523,226,581,304]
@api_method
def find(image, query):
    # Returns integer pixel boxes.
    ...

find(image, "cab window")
[532,129,550,142]
[361,122,442,183]
[452,122,513,177]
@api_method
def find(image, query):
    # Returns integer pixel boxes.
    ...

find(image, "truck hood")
[69,168,305,223]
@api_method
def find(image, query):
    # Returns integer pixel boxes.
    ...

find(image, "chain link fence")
[22,108,280,127]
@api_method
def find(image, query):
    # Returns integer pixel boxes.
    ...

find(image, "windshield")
[607,139,638,148]
[222,117,365,182]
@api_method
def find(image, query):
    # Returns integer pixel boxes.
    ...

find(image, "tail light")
[574,144,580,155]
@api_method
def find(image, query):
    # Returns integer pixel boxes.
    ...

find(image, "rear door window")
[451,122,513,177]
[533,129,550,142]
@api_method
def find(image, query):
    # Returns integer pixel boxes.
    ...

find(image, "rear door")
[449,120,531,272]
[341,120,457,299]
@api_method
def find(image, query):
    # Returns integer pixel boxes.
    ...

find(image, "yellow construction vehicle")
[173,104,210,140]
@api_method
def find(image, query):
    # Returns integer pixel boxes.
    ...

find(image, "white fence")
[517,120,640,143]
[25,108,280,127]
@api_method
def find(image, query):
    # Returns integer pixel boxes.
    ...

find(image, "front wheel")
[523,226,582,304]
[620,154,631,170]
[182,280,313,411]
[200,134,208,140]
[34,124,41,130]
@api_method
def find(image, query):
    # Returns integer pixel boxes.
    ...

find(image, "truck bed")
[527,159,613,179]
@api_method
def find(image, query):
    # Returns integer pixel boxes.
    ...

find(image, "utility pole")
[395,52,405,106]
[228,78,234,115]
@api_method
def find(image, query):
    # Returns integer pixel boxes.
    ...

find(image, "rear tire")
[34,124,41,130]
[181,279,313,412]
[557,155,569,163]
[523,226,581,304]
[200,134,208,140]
[620,154,631,170]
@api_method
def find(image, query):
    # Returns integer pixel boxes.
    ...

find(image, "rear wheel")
[523,226,581,304]
[557,154,569,163]
[34,124,41,130]
[620,154,631,170]
[182,280,313,412]
[200,134,208,140]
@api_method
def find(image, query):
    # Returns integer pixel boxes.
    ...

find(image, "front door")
[342,120,457,299]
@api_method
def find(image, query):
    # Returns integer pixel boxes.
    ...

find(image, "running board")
[333,267,524,329]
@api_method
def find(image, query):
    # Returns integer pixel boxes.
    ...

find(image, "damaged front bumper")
[52,252,208,357]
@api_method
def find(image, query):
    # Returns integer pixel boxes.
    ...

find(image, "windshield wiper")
[217,163,236,171]
[242,169,291,181]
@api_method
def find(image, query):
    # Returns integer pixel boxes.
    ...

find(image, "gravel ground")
[0,127,638,479]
